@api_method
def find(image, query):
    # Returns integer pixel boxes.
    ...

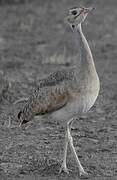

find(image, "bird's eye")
[71,10,77,16]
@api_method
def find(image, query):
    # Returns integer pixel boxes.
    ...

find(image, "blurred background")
[0,0,117,180]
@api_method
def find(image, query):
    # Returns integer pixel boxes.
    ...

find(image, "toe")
[79,170,89,178]
[59,165,71,174]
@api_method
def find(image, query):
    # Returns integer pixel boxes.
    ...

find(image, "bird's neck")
[76,24,96,75]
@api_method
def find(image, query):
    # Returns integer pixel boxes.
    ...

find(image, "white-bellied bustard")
[18,7,100,177]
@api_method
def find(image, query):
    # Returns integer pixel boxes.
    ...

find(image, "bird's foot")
[79,169,88,178]
[59,164,72,174]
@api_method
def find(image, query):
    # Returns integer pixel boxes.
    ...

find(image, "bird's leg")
[67,118,88,177]
[59,118,75,174]
[59,128,69,174]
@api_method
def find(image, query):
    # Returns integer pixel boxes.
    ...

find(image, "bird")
[17,6,100,177]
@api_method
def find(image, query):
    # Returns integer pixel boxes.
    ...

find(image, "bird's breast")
[69,75,100,114]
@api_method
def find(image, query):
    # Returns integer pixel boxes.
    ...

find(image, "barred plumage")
[18,67,77,123]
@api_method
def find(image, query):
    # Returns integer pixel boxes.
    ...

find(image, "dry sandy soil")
[0,0,117,179]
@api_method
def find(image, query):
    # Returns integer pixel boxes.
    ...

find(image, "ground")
[0,0,117,180]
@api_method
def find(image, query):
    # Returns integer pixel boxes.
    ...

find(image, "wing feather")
[36,68,75,89]
[18,68,77,124]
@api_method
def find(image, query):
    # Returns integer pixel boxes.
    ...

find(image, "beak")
[82,7,95,14]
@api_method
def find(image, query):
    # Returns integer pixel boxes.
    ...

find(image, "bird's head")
[66,6,95,30]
